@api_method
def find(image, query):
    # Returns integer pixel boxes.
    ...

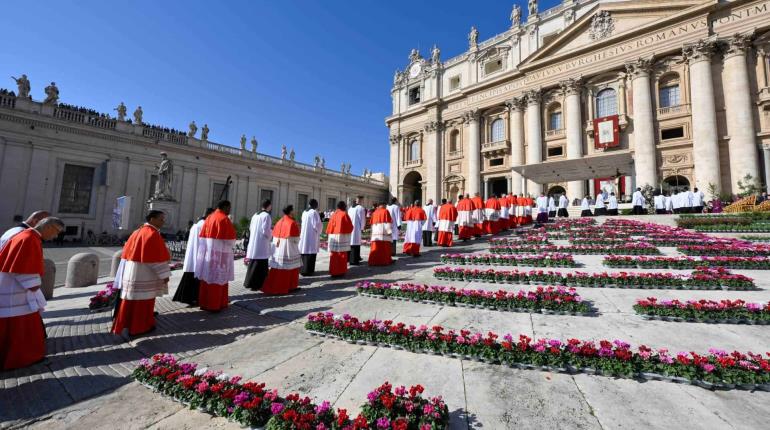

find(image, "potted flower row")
[431,267,756,290]
[695,224,770,233]
[305,313,770,391]
[489,236,551,246]
[489,243,661,256]
[603,256,770,270]
[678,244,770,257]
[633,297,770,324]
[89,282,118,311]
[439,253,577,267]
[356,281,593,315]
[133,353,449,429]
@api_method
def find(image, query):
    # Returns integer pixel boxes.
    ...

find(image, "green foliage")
[737,174,764,198]
[640,184,656,213]
[234,216,250,237]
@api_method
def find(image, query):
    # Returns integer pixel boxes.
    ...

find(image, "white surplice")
[298,208,322,254]
[347,205,366,246]
[386,204,401,241]
[182,219,205,272]
[246,211,273,260]
[423,204,436,232]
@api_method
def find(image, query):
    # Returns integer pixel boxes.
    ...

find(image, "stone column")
[685,40,722,191]
[464,109,481,195]
[423,120,443,203]
[525,89,543,194]
[505,97,526,195]
[723,34,759,193]
[484,178,489,199]
[625,58,657,188]
[561,78,585,200]
[764,147,770,192]
[389,134,401,198]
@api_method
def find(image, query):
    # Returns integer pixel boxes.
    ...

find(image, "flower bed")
[634,297,770,324]
[676,215,754,229]
[489,243,661,256]
[694,224,770,233]
[134,353,449,429]
[89,282,118,311]
[356,281,593,315]
[678,244,770,257]
[740,235,770,242]
[439,253,576,268]
[305,313,770,390]
[489,235,551,245]
[432,267,756,290]
[603,255,770,270]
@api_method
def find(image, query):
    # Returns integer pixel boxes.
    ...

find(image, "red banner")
[593,115,620,149]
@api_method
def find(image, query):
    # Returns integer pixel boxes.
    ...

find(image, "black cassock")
[244,259,269,290]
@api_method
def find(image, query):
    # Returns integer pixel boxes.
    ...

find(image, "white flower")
[194,367,208,376]
[216,373,230,381]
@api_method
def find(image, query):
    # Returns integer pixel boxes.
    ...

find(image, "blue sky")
[2,0,561,174]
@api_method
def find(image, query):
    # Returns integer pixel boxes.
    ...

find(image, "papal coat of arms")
[589,11,614,41]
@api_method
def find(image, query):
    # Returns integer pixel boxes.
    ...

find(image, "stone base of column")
[511,171,524,195]
[526,180,541,196]
[567,181,584,200]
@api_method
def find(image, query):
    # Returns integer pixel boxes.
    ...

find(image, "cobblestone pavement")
[4,216,770,429]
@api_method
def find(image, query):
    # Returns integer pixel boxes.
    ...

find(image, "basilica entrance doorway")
[488,178,507,198]
[402,171,422,204]
[662,175,690,193]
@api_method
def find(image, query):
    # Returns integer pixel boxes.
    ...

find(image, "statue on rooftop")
[153,152,174,200]
[240,134,247,151]
[43,82,59,105]
[11,74,30,98]
[314,155,320,167]
[281,145,287,160]
[251,136,257,153]
[133,106,143,124]
[528,0,538,17]
[320,157,325,169]
[188,120,198,138]
[468,26,479,49]
[289,148,295,162]
[431,45,441,65]
[201,123,209,141]
[510,4,521,27]
[114,102,127,121]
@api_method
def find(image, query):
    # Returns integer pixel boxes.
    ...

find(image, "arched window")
[490,119,504,142]
[408,140,420,161]
[449,129,460,153]
[658,73,681,108]
[596,88,618,118]
[547,103,563,130]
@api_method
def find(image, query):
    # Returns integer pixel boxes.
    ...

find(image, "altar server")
[437,199,458,247]
[174,208,213,305]
[0,217,63,369]
[607,193,619,216]
[693,187,704,213]
[535,193,549,224]
[112,211,170,337]
[298,199,322,276]
[347,198,366,266]
[368,203,393,266]
[386,198,401,256]
[594,193,607,216]
[195,200,236,312]
[547,195,557,218]
[632,188,645,215]
[244,200,273,290]
[403,201,427,257]
[558,194,569,218]
[327,201,354,276]
[654,193,666,214]
[261,205,301,295]
[580,196,593,217]
[422,199,436,247]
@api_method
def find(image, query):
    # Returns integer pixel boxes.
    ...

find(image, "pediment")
[523,0,704,66]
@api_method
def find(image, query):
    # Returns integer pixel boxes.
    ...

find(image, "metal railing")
[405,158,422,167]
[656,104,690,117]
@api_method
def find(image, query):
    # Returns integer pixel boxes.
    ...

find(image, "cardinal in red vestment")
[368,203,393,266]
[456,195,475,241]
[483,196,502,235]
[437,199,458,247]
[402,202,427,256]
[470,194,484,237]
[195,201,236,312]
[327,201,354,277]
[262,206,301,295]
[507,194,518,229]
[0,217,63,370]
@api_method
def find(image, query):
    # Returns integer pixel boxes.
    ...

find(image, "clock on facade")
[408,63,421,78]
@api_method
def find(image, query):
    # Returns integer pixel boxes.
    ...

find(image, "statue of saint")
[289,149,295,161]
[314,155,320,167]
[11,74,30,98]
[510,4,521,26]
[43,82,59,105]
[431,45,441,64]
[154,152,174,200]
[341,162,346,173]
[201,124,209,141]
[281,145,287,160]
[188,120,198,138]
[320,157,325,168]
[240,134,247,150]
[528,0,538,16]
[133,106,143,124]
[393,70,400,84]
[251,136,257,153]
[114,102,127,121]
[409,48,421,62]
[468,26,479,48]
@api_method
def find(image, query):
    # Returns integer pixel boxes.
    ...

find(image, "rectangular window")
[297,193,309,211]
[408,86,421,105]
[212,183,229,206]
[449,76,461,91]
[260,189,274,205]
[659,85,680,108]
[58,164,95,214]
[489,158,504,167]
[661,127,684,140]
[484,59,503,75]
[547,146,564,157]
[549,112,563,130]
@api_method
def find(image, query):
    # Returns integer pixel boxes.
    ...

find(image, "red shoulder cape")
[327,210,353,234]
[0,229,43,275]
[122,224,171,263]
[273,216,299,239]
[371,207,392,224]
[199,209,237,240]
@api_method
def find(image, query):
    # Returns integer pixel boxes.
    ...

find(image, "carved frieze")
[589,11,615,41]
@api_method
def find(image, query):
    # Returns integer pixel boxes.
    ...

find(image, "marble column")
[561,78,585,200]
[685,40,721,191]
[506,97,526,195]
[764,146,770,192]
[464,109,481,195]
[525,89,543,195]
[484,178,489,199]
[388,134,401,199]
[423,120,443,203]
[723,34,759,193]
[625,58,657,188]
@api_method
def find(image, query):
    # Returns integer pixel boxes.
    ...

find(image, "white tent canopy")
[511,152,635,183]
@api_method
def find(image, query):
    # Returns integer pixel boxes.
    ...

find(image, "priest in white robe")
[607,193,619,216]
[654,193,666,214]
[557,194,569,217]
[693,187,704,213]
[386,198,401,256]
[547,195,556,218]
[347,198,366,265]
[535,193,549,224]
[173,208,213,305]
[244,200,273,291]
[298,199,322,276]
[632,188,645,215]
[422,199,436,247]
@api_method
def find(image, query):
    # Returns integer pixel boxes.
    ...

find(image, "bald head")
[25,211,50,227]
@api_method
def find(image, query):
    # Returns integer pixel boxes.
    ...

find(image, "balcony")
[657,104,690,118]
[545,128,565,140]
[447,150,463,160]
[481,140,510,156]
[404,158,422,168]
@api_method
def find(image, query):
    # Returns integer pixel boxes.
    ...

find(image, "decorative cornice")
[683,39,717,64]
[462,109,480,124]
[423,120,442,133]
[389,134,402,145]
[624,58,654,79]
[724,33,753,59]
[505,96,527,112]
[559,78,583,96]
[524,89,542,106]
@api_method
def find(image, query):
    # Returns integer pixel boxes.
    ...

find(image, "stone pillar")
[723,34,759,193]
[42,259,55,300]
[506,97,526,196]
[424,120,443,203]
[588,179,595,196]
[561,79,585,200]
[484,178,490,199]
[464,109,481,195]
[389,134,401,199]
[65,253,99,288]
[110,250,123,277]
[525,89,543,194]
[764,147,770,192]
[685,40,722,191]
[624,176,633,199]
[625,58,657,188]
